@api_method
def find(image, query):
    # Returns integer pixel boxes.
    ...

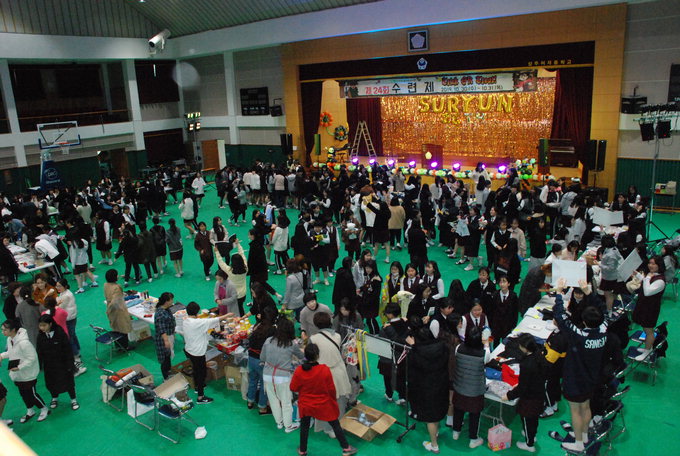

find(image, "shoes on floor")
[20,412,35,423]
[516,441,536,453]
[423,441,440,454]
[285,422,300,433]
[464,264,475,271]
[469,438,484,449]
[197,396,214,404]
[37,409,50,422]
[71,400,80,411]
[452,430,460,440]
[384,394,393,402]
[50,398,58,409]
[342,446,358,456]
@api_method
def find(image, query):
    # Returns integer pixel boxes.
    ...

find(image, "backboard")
[37,121,81,151]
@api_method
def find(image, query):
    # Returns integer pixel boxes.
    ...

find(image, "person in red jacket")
[290,343,357,456]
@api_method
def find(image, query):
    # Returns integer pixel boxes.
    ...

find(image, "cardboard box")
[129,320,151,342]
[340,403,396,441]
[224,365,242,391]
[154,373,190,399]
[171,360,195,390]
[127,363,153,387]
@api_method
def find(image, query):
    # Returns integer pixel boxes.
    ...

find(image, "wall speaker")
[280,133,293,156]
[656,120,671,139]
[270,105,283,116]
[640,122,655,141]
[596,140,607,172]
[587,140,598,170]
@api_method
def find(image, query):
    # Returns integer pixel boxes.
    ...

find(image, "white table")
[14,251,55,275]
[127,296,219,336]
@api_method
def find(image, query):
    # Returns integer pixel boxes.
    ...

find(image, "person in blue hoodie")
[552,279,607,453]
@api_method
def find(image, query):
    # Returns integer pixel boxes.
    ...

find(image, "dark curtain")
[346,98,383,156]
[301,81,323,166]
[550,67,594,179]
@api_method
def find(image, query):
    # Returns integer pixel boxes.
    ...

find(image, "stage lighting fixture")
[369,158,376,165]
[452,163,461,170]
[481,164,486,169]
[387,159,395,166]
[408,160,416,167]
[498,165,507,173]
[430,161,438,168]
[351,157,359,164]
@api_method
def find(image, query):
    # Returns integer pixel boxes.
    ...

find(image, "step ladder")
[350,121,378,161]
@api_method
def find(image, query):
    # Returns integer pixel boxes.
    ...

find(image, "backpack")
[151,226,166,250]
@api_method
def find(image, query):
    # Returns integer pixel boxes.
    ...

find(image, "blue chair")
[155,385,199,444]
[128,383,156,430]
[90,324,128,364]
[98,365,127,412]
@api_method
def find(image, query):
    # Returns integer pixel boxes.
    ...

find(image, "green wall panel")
[224,144,285,168]
[616,158,680,207]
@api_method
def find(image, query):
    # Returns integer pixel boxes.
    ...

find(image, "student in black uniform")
[553,281,608,453]
[378,304,409,404]
[489,276,519,347]
[466,267,496,317]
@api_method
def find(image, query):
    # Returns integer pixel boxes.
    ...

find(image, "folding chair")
[98,365,127,412]
[128,383,156,430]
[602,400,626,448]
[90,324,128,364]
[154,385,199,444]
[625,321,668,385]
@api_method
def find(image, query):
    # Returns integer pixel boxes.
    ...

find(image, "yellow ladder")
[350,120,377,161]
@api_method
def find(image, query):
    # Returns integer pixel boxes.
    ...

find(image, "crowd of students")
[0,158,677,454]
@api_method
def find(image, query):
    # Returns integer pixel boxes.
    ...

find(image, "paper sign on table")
[617,249,643,281]
[592,207,624,226]
[551,259,587,287]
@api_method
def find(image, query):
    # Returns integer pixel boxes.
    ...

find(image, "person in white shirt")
[182,301,233,403]
[55,279,86,376]
[191,172,207,208]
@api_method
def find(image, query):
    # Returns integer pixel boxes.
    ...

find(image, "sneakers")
[384,258,390,263]
[384,394,393,402]
[50,398,58,409]
[75,288,85,294]
[108,259,114,265]
[20,411,35,423]
[634,349,650,361]
[324,280,330,286]
[90,281,99,287]
[469,438,484,449]
[124,281,129,287]
[423,441,440,453]
[464,264,475,271]
[273,270,283,275]
[328,272,335,278]
[516,441,536,453]
[313,279,321,285]
[342,446,358,456]
[285,422,300,433]
[37,408,50,422]
[456,258,468,265]
[395,398,406,406]
[98,259,107,264]
[561,441,584,452]
[205,276,211,281]
[277,423,284,430]
[197,396,214,404]
[71,400,80,411]
[452,430,460,440]
[75,364,87,377]
[175,273,181,278]
[148,278,153,283]
[1,419,13,426]
[540,404,557,418]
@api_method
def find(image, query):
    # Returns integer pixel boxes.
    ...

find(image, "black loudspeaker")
[587,140,598,170]
[596,140,607,171]
[656,120,671,139]
[640,122,655,141]
[270,105,283,116]
[280,133,293,156]
[538,138,550,167]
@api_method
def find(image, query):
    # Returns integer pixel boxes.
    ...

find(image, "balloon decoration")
[334,125,348,141]
[319,111,333,127]
[424,151,432,160]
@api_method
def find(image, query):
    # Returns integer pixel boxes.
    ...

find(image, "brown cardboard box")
[224,365,241,391]
[206,350,227,382]
[340,403,396,441]
[127,363,154,386]
[171,360,195,390]
[154,373,190,399]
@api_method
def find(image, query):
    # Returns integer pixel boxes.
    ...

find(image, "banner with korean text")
[340,70,538,98]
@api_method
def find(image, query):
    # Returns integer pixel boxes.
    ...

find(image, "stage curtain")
[301,81,323,166]
[550,67,594,175]
[346,98,383,156]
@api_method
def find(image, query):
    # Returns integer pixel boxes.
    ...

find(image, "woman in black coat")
[504,333,547,452]
[406,323,450,454]
[115,227,141,285]
[358,259,382,334]
[37,314,79,410]
[0,234,20,283]
[332,256,356,310]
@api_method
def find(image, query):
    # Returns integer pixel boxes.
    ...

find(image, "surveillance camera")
[148,29,171,52]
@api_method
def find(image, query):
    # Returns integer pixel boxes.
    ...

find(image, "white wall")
[181,55,228,116]
[618,0,680,160]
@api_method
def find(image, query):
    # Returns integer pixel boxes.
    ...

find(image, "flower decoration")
[319,111,333,127]
[333,125,348,141]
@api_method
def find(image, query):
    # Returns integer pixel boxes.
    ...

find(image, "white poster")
[592,207,624,226]
[551,259,587,287]
[618,249,643,281]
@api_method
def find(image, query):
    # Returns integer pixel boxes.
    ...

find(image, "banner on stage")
[340,70,538,98]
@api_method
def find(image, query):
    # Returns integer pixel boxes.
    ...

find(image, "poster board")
[364,334,393,359]
[551,259,587,287]
[618,249,643,281]
[592,207,624,226]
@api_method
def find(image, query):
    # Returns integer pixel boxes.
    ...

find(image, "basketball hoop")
[58,142,70,155]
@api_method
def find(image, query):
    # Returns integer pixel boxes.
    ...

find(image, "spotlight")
[351,157,359,164]
[408,160,416,167]
[387,159,395,166]
[452,162,461,171]
[498,165,507,173]
[430,161,438,168]
[369,158,376,165]
[481,164,486,169]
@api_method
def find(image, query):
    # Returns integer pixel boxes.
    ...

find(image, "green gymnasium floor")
[1,194,678,456]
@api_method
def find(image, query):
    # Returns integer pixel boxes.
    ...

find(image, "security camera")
[148,29,171,53]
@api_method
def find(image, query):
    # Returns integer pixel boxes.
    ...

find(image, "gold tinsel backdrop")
[380,77,556,161]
